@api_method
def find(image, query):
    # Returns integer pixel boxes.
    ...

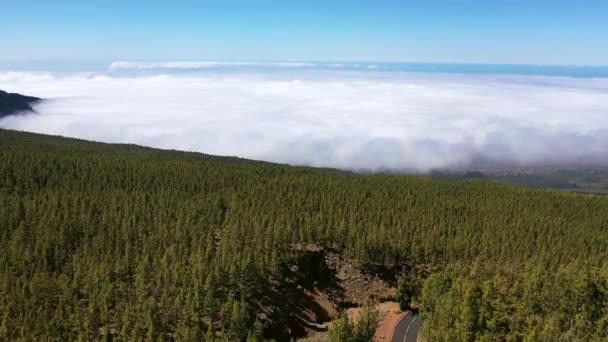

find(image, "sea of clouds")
[1,62,608,172]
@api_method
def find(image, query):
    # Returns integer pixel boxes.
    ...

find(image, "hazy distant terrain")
[430,167,608,194]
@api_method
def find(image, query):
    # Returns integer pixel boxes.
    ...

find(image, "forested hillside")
[1,129,607,341]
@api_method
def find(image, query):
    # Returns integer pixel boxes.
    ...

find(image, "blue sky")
[1,0,607,65]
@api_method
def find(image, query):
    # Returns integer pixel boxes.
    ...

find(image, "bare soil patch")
[373,302,404,342]
[291,245,397,339]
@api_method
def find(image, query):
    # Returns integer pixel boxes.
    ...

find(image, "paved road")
[391,313,422,342]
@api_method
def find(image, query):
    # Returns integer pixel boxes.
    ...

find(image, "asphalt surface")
[391,313,422,342]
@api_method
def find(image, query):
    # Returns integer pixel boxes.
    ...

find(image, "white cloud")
[1,68,608,172]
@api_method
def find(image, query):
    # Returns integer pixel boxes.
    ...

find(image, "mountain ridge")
[0,89,41,118]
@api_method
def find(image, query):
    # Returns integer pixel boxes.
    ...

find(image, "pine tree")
[328,312,354,342]
[354,298,379,341]
[205,324,215,342]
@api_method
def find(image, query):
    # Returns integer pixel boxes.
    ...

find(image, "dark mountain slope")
[0,90,41,118]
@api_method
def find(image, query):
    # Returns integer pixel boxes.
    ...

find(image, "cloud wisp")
[1,69,608,172]
[109,61,319,70]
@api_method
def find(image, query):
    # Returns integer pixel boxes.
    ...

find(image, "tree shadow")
[249,249,347,340]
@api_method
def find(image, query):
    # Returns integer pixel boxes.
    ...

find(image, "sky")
[1,0,608,65]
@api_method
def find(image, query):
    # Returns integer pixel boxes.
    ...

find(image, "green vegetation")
[328,313,355,342]
[1,129,607,341]
[0,90,40,118]
[420,261,608,341]
[328,299,378,342]
[396,272,422,312]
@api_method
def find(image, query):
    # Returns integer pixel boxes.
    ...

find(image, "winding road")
[391,313,422,342]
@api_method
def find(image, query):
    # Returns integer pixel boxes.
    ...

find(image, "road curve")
[391,313,422,342]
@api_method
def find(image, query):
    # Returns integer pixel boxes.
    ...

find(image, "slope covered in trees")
[0,128,607,341]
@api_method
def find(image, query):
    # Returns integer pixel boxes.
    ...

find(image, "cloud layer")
[1,69,608,172]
